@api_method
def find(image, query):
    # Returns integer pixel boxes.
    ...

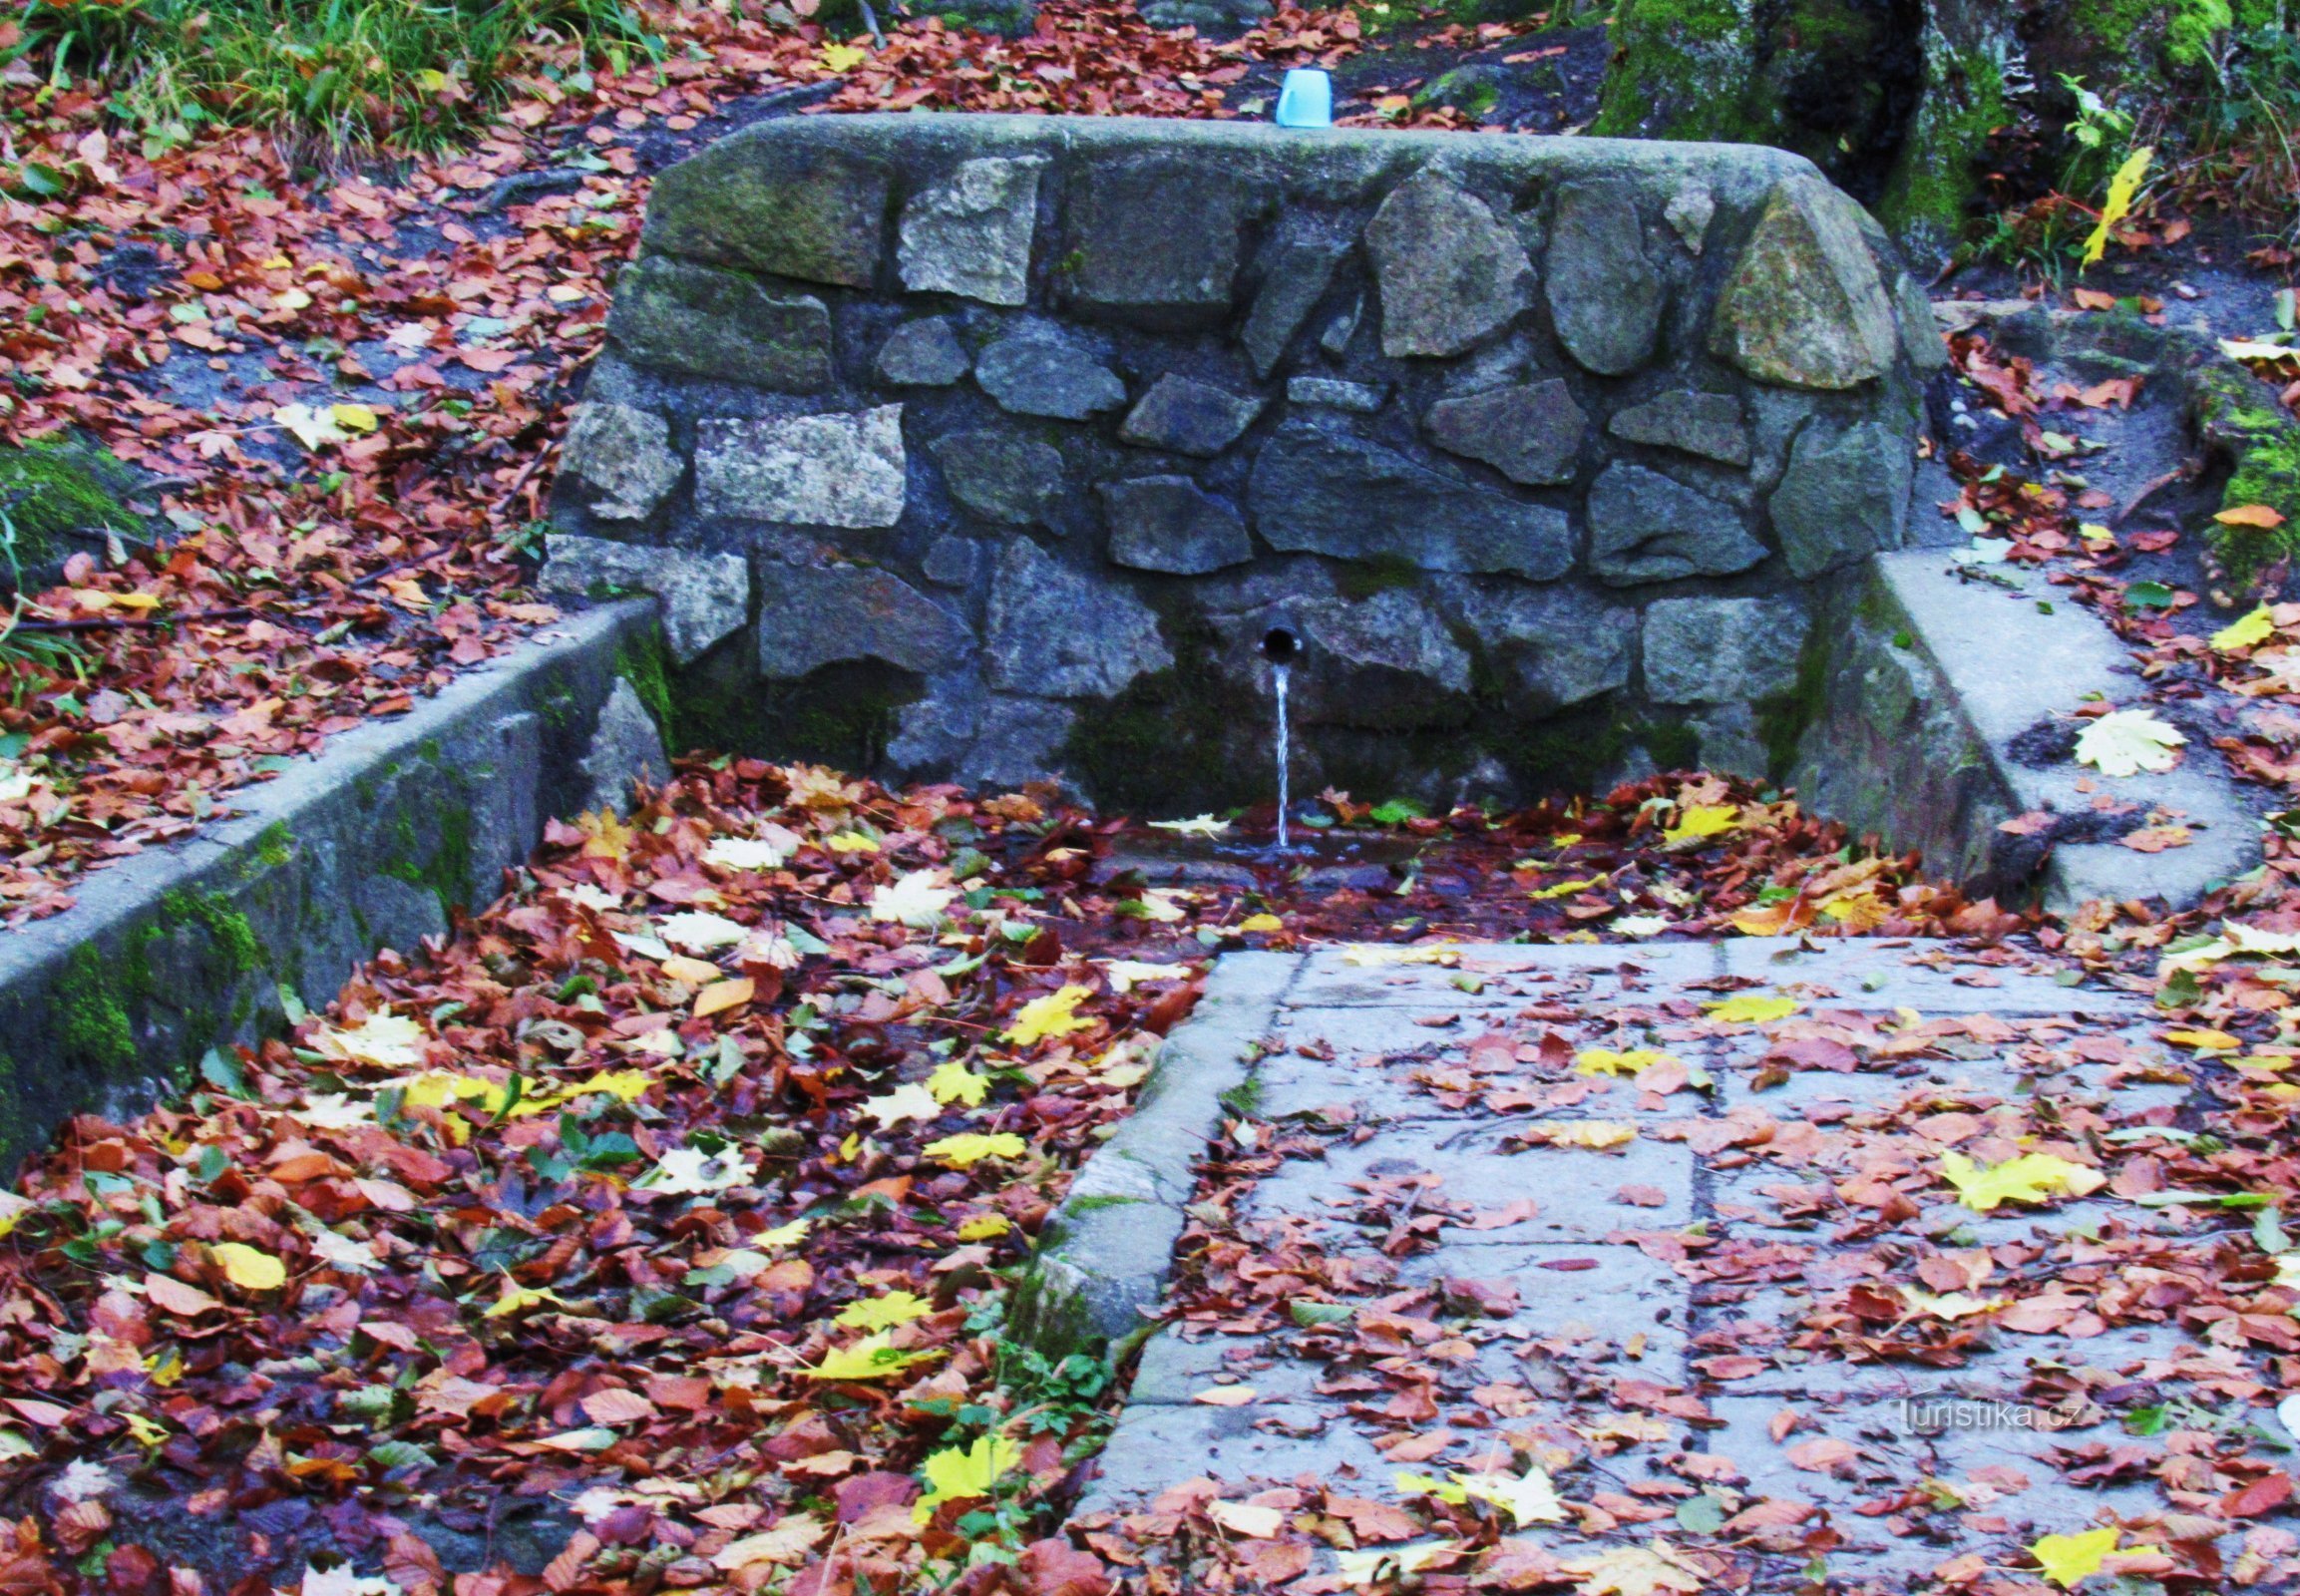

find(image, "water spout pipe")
[1260,625,1302,665]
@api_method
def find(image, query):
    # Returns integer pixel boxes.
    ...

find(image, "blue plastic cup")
[1275,68,1333,129]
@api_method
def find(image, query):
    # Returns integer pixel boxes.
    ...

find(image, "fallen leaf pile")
[0,756,2000,1594]
[0,761,1208,1594]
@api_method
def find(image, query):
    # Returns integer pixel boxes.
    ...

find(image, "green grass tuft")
[17,0,663,156]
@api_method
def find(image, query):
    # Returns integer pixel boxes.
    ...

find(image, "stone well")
[546,115,1939,809]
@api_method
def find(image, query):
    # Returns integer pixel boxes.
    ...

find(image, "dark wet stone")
[1423,379,1585,486]
[1586,462,1765,585]
[1119,374,1265,456]
[1101,476,1253,575]
[931,429,1065,527]
[974,330,1128,420]
[876,317,971,386]
[1544,180,1664,376]
[1608,390,1751,467]
[1248,422,1571,579]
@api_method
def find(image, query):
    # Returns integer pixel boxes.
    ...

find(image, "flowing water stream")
[1273,662,1291,852]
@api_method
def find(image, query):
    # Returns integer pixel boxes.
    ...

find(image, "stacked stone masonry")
[548,116,1935,808]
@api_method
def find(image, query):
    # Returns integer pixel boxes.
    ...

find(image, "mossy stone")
[642,138,892,289]
[0,435,143,591]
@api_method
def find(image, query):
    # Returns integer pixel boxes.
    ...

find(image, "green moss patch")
[2192,363,2300,581]
[0,436,142,587]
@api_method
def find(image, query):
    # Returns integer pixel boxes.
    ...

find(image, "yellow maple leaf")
[2075,708,2184,777]
[824,831,880,854]
[928,1060,987,1106]
[1239,913,1284,932]
[1664,804,1738,845]
[1530,875,1606,901]
[1561,1541,1703,1596]
[1900,1285,2006,1320]
[1532,1121,1637,1149]
[2214,603,2277,652]
[957,1214,1012,1241]
[924,1131,1027,1168]
[2081,145,2153,269]
[1705,994,1800,1024]
[1575,1047,1672,1077]
[1939,1151,2106,1212]
[2031,1525,2161,1588]
[484,1282,569,1319]
[756,1218,811,1249]
[802,1330,942,1382]
[579,808,633,861]
[1003,986,1095,1046]
[558,1067,653,1104]
[1818,890,1891,931]
[329,403,381,434]
[835,1291,934,1331]
[818,41,868,73]
[314,1011,427,1069]
[2162,1026,2241,1051]
[210,1243,286,1292]
[915,1432,1020,1520]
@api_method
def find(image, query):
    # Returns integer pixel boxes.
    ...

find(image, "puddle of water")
[1093,825,1425,891]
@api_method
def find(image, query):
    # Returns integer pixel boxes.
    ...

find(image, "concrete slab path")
[1070,938,2277,1591]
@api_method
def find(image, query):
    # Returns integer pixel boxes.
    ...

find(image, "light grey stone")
[1712,176,1899,390]
[1894,272,1950,373]
[1286,376,1385,412]
[1101,477,1253,575]
[930,429,1063,528]
[1769,419,1913,577]
[973,331,1128,420]
[1249,423,1572,580]
[896,156,1045,306]
[1642,595,1809,703]
[1077,1396,1394,1512]
[603,255,831,391]
[1365,172,1533,358]
[755,558,970,678]
[1064,158,1248,329]
[1586,462,1765,586]
[1240,217,1349,378]
[1433,577,1634,707]
[1239,1117,1695,1240]
[576,677,668,815]
[1320,295,1360,356]
[1423,379,1585,486]
[1119,374,1265,456]
[922,535,977,588]
[553,402,681,522]
[1665,185,1715,253]
[1393,1243,1691,1365]
[985,538,1172,698]
[1608,390,1751,467]
[694,406,906,529]
[875,317,969,386]
[1545,181,1664,376]
[538,534,747,665]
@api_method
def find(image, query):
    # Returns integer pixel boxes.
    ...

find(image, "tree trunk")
[1594,0,2284,259]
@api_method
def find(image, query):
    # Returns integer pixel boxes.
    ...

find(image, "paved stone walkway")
[1070,938,2262,1590]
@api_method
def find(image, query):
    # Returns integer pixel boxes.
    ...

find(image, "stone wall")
[547,115,1939,811]
[0,602,661,1174]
